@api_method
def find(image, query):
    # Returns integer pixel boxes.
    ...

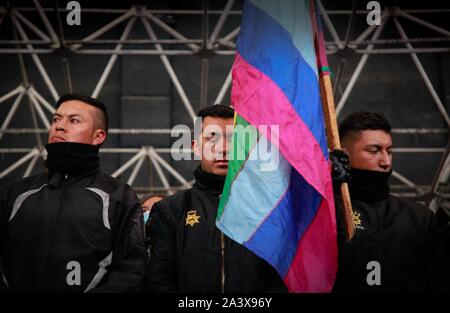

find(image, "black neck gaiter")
[193,166,226,195]
[348,168,392,203]
[45,142,100,177]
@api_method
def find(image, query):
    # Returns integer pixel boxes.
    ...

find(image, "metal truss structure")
[0,1,449,214]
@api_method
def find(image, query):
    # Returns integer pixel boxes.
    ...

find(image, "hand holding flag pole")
[311,0,355,241]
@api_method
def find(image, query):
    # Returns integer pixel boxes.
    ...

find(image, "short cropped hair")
[56,93,109,134]
[339,111,391,142]
[194,104,234,132]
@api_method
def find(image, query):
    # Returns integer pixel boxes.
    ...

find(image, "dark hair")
[339,111,391,141]
[194,104,234,131]
[56,93,109,134]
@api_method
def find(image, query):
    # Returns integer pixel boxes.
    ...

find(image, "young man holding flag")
[146,105,286,293]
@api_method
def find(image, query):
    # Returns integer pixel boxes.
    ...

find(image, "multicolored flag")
[216,0,337,292]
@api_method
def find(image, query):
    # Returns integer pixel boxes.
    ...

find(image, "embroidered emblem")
[185,210,201,227]
[353,211,364,230]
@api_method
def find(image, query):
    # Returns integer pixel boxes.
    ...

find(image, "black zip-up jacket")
[0,169,146,292]
[333,196,437,292]
[146,167,287,293]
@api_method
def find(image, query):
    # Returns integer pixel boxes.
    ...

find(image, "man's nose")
[379,151,392,170]
[54,119,67,131]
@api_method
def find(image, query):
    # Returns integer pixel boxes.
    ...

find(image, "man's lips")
[51,136,66,143]
[214,160,228,166]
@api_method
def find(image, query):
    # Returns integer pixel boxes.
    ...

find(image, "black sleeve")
[426,211,449,292]
[146,200,179,292]
[90,187,146,293]
[0,181,12,292]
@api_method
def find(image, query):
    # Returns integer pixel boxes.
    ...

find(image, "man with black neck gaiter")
[0,94,146,292]
[332,111,440,293]
[147,105,286,293]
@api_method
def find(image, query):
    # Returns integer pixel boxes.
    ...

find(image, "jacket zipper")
[220,232,225,293]
[374,207,383,270]
[44,173,68,291]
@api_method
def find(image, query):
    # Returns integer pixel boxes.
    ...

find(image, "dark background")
[0,0,449,203]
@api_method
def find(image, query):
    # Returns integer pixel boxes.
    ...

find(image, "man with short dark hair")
[0,94,146,292]
[332,111,438,292]
[147,104,286,292]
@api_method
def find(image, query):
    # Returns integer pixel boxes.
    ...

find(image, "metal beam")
[127,154,145,185]
[28,92,51,129]
[12,17,59,101]
[29,86,55,114]
[70,9,136,50]
[91,17,137,98]
[318,0,344,49]
[214,69,232,105]
[111,148,146,178]
[145,11,199,51]
[32,0,60,47]
[0,148,40,179]
[0,91,26,142]
[399,10,450,37]
[393,17,450,128]
[336,11,389,116]
[208,0,234,49]
[148,147,190,187]
[0,85,25,104]
[141,16,196,122]
[13,9,51,42]
[148,149,173,195]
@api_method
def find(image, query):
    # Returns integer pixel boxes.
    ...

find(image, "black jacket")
[147,167,287,293]
[0,169,146,292]
[333,195,437,292]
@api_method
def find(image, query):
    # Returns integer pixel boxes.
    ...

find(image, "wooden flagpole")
[319,74,356,241]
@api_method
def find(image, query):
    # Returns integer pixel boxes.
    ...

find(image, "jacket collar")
[193,166,226,196]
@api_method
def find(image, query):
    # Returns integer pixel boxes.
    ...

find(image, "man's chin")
[212,164,229,176]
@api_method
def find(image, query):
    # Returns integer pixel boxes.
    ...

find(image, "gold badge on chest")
[185,210,201,227]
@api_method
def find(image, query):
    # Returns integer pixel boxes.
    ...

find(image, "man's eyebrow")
[52,113,82,118]
[365,144,393,149]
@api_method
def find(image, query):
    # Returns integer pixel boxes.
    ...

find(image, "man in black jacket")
[0,94,146,292]
[147,105,287,293]
[332,111,440,292]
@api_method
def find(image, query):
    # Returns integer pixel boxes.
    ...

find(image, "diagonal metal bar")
[214,69,232,105]
[208,0,235,49]
[318,0,344,49]
[0,85,25,105]
[218,26,239,48]
[91,17,136,98]
[336,11,390,116]
[32,0,60,47]
[29,86,55,114]
[127,154,145,185]
[23,153,39,178]
[111,148,147,178]
[399,10,450,37]
[393,17,450,128]
[348,9,389,49]
[0,91,26,142]
[145,11,199,51]
[392,170,421,193]
[148,148,173,195]
[13,9,51,42]
[141,16,196,122]
[149,147,190,187]
[70,9,136,50]
[12,17,59,101]
[28,92,51,129]
[0,148,40,179]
